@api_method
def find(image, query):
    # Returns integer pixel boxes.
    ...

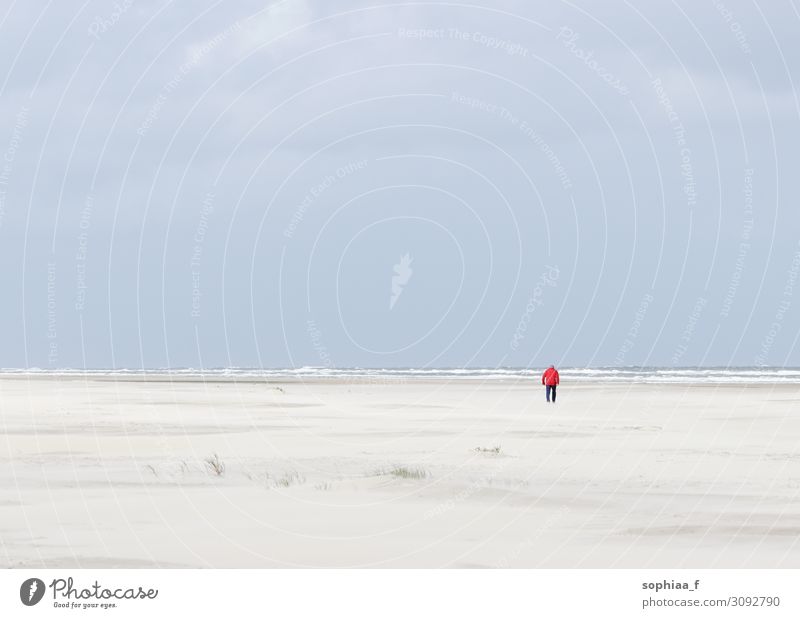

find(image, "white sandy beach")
[2,375,799,568]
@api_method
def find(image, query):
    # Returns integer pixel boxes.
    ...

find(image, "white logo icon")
[390,254,413,310]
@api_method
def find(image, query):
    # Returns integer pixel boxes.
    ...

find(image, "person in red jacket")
[542,365,560,402]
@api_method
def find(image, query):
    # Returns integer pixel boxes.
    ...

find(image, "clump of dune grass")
[268,470,305,488]
[379,465,429,480]
[205,453,226,476]
[474,446,502,455]
[314,481,332,491]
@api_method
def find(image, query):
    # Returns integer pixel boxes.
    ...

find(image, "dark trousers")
[546,384,557,402]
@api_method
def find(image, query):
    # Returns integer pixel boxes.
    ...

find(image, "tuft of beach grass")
[378,465,429,480]
[205,453,226,476]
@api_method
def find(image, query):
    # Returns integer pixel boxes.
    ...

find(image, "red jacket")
[542,367,559,386]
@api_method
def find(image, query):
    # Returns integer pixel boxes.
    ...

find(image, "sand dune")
[1,376,799,567]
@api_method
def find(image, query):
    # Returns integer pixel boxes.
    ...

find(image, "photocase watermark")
[137,21,242,136]
[47,262,58,364]
[0,105,30,230]
[450,27,529,57]
[672,296,707,365]
[451,91,500,114]
[390,253,413,310]
[87,0,135,39]
[21,576,158,610]
[712,0,751,55]
[190,190,215,318]
[75,193,93,312]
[510,265,560,351]
[283,159,368,239]
[615,292,655,365]
[451,92,572,190]
[755,240,800,366]
[556,27,630,96]
[307,319,333,370]
[518,119,573,190]
[720,168,754,318]
[397,27,529,57]
[652,77,697,209]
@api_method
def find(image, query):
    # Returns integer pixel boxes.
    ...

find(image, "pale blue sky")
[1,0,798,368]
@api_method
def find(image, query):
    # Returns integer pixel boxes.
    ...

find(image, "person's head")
[549,364,555,369]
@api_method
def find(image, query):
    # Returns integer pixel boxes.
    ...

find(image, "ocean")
[4,367,800,384]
